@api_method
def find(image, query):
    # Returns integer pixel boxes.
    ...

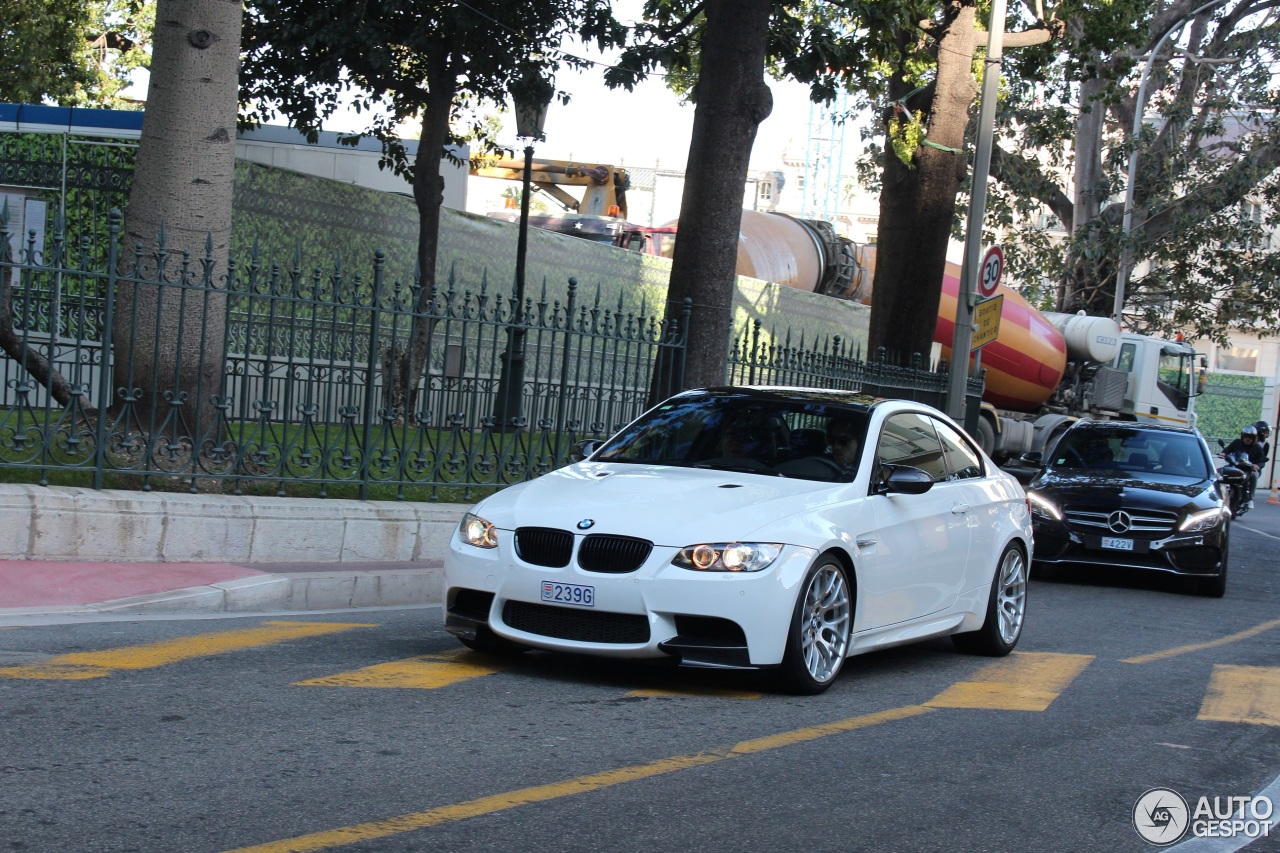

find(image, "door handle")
[951,504,969,514]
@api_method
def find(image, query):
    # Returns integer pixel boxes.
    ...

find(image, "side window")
[875,412,948,481]
[935,419,985,480]
[1114,342,1137,373]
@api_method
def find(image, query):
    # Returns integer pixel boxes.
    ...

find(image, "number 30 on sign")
[978,246,1003,298]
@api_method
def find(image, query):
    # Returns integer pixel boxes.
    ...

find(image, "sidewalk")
[0,558,445,620]
[2,489,1276,622]
[0,484,464,621]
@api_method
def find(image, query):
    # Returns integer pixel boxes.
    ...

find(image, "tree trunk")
[651,0,773,399]
[399,51,458,423]
[116,0,240,444]
[1059,56,1106,311]
[0,261,84,411]
[869,2,978,367]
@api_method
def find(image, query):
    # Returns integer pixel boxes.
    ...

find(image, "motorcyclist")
[1255,420,1272,467]
[1222,425,1266,509]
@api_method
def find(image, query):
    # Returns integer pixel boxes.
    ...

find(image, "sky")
[315,2,827,175]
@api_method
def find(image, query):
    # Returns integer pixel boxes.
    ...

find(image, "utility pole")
[947,0,1006,421]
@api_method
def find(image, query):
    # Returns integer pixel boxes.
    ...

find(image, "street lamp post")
[492,77,551,430]
[1113,0,1230,322]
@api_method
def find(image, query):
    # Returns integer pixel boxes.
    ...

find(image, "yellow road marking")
[626,687,763,700]
[1122,618,1280,664]
[925,651,1095,712]
[221,704,934,853]
[0,621,375,680]
[1199,665,1280,727]
[295,649,507,689]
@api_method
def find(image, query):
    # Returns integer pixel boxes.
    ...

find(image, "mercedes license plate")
[541,580,594,607]
[1101,537,1134,551]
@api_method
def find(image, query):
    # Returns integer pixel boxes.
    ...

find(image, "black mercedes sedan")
[1023,421,1229,597]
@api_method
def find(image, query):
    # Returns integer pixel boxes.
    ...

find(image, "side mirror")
[1216,439,1227,450]
[569,439,601,463]
[1019,451,1044,468]
[877,464,935,495]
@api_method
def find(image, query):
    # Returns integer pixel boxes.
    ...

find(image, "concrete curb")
[0,565,444,617]
[0,484,470,564]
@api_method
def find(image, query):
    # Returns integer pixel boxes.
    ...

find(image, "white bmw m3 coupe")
[444,387,1032,694]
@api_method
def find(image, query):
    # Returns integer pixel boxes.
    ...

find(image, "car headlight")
[672,542,783,573]
[1027,491,1063,521]
[458,512,499,548]
[1179,506,1229,532]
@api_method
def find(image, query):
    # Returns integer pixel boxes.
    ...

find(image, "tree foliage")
[240,0,623,410]
[617,1,1059,375]
[0,0,152,107]
[987,0,1280,344]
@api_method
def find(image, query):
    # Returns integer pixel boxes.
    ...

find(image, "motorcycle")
[1216,439,1251,518]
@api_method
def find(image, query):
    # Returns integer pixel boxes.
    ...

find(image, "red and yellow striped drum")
[933,261,1068,413]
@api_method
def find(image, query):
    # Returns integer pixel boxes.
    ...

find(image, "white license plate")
[541,580,595,607]
[1101,537,1134,551]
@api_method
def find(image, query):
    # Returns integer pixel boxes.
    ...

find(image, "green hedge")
[1197,373,1266,446]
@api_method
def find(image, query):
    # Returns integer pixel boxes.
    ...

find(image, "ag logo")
[1133,788,1189,845]
[576,519,595,530]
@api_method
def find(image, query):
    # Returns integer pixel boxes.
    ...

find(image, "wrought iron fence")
[1,208,980,499]
[1,209,688,499]
[729,319,983,420]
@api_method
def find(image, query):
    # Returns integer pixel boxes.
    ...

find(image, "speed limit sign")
[978,246,1004,298]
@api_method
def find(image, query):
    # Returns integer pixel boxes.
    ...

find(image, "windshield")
[1048,428,1209,479]
[593,393,872,482]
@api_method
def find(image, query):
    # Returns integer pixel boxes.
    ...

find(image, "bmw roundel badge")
[577,519,595,530]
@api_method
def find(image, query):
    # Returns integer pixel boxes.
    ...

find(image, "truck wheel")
[976,417,996,457]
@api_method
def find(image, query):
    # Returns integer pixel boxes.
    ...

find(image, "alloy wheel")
[800,564,852,682]
[996,547,1027,645]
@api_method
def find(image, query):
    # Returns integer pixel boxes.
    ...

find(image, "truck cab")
[1112,334,1198,428]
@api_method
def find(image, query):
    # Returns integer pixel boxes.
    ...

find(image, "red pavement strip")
[0,561,267,608]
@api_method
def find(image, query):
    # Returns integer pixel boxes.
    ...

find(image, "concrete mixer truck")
[928,257,1199,460]
[620,209,1200,461]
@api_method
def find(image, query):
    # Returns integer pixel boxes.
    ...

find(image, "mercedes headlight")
[673,542,783,573]
[1027,491,1063,521]
[1179,506,1228,533]
[458,512,499,548]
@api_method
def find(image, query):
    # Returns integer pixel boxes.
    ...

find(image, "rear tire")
[774,556,853,695]
[953,544,1027,656]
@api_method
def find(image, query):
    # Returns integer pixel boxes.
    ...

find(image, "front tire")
[953,544,1027,656]
[1197,537,1229,598]
[458,625,528,655]
[774,556,853,695]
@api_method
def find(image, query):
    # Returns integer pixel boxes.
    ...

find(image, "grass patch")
[0,407,585,503]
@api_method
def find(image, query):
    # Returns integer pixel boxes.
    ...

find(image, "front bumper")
[443,533,818,668]
[1030,517,1227,576]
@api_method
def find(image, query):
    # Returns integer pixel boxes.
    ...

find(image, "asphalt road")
[2,522,1279,853]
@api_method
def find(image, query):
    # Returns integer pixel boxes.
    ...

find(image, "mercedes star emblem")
[1107,510,1133,533]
